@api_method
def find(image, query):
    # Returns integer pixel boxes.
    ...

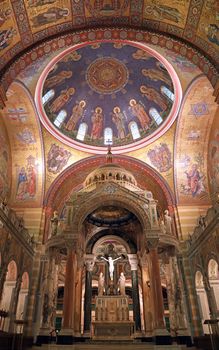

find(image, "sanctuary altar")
[93,295,134,340]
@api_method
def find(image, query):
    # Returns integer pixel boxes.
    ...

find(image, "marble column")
[149,247,166,330]
[40,248,58,332]
[202,270,218,320]
[74,258,83,335]
[128,254,141,332]
[62,248,77,332]
[0,264,8,302]
[166,256,188,336]
[9,274,22,333]
[83,254,95,333]
[140,255,153,335]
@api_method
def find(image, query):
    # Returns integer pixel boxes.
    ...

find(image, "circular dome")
[36,40,182,154]
[84,163,137,188]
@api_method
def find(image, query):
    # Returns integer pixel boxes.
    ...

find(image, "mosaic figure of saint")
[132,49,150,60]
[185,164,204,197]
[31,7,69,27]
[65,100,86,131]
[26,165,36,198]
[140,85,168,110]
[44,70,72,89]
[206,24,219,46]
[28,0,56,7]
[112,106,126,139]
[50,88,75,113]
[153,5,182,23]
[0,28,17,50]
[16,167,28,200]
[91,107,103,140]
[0,8,12,27]
[129,99,150,130]
[142,68,171,86]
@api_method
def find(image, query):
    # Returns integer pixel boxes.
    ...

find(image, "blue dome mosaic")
[41,41,177,149]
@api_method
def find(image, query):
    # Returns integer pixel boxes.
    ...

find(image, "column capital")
[84,254,96,272]
[127,254,138,271]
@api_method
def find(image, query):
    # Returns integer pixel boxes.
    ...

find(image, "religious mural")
[84,0,130,18]
[0,119,11,199]
[1,82,43,207]
[197,0,219,48]
[41,41,175,148]
[0,0,20,53]
[147,143,172,173]
[208,108,219,199]
[175,77,218,205]
[47,144,71,174]
[25,0,72,34]
[143,0,190,28]
[16,155,37,201]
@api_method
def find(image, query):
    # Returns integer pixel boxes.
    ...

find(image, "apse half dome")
[36,40,182,154]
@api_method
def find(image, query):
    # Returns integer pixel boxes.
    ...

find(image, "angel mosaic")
[129,99,150,130]
[140,85,168,110]
[44,70,72,89]
[47,144,71,174]
[147,143,172,172]
[50,88,75,113]
[65,100,86,132]
[31,7,69,27]
[0,27,17,50]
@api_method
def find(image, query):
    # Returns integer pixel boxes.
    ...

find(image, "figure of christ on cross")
[101,256,121,280]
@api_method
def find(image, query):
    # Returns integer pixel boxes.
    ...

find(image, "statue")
[101,256,121,280]
[198,215,206,230]
[50,211,59,236]
[98,272,105,296]
[118,272,126,296]
[164,209,172,234]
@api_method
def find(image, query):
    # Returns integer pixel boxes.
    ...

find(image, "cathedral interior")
[0,1,219,350]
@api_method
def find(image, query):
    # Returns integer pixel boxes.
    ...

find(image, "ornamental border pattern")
[0,28,218,95]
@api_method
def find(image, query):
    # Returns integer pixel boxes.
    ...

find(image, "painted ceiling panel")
[0,0,218,74]
[175,76,218,205]
[2,82,44,207]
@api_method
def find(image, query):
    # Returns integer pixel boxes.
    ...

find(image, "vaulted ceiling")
[0,1,218,238]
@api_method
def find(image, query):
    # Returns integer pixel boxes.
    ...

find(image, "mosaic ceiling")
[0,0,218,76]
[37,40,181,153]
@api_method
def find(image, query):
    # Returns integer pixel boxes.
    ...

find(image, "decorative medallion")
[86,57,129,94]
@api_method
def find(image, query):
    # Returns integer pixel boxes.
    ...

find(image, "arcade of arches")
[0,2,219,349]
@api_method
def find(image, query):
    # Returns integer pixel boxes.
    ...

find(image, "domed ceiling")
[36,40,182,153]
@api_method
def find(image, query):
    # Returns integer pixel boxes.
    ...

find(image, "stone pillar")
[128,254,141,332]
[166,256,189,337]
[62,247,77,333]
[40,248,58,333]
[9,274,22,332]
[140,255,153,335]
[24,243,42,337]
[148,247,165,330]
[32,254,48,340]
[177,249,203,337]
[83,254,95,334]
[202,270,218,320]
[74,255,83,335]
[0,264,8,302]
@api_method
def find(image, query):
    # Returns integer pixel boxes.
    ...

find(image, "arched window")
[161,86,174,102]
[149,108,163,125]
[54,110,67,128]
[42,89,55,105]
[129,122,140,140]
[104,127,113,145]
[76,123,88,141]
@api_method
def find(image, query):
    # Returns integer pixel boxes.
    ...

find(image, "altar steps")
[31,344,199,350]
